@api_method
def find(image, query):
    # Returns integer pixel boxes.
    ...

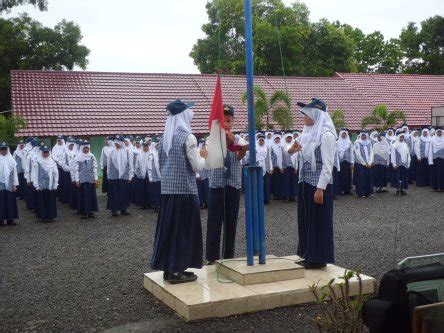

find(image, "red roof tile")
[11,70,444,137]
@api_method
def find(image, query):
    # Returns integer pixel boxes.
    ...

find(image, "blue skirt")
[271,167,284,199]
[130,176,137,204]
[332,166,340,197]
[282,167,298,198]
[134,177,151,207]
[197,178,209,206]
[355,164,373,196]
[149,181,161,207]
[59,170,72,204]
[431,158,444,191]
[339,161,352,194]
[17,172,27,200]
[36,189,57,220]
[102,166,109,193]
[297,182,334,264]
[372,164,388,188]
[151,194,203,272]
[263,173,271,203]
[107,179,130,212]
[78,182,99,214]
[0,190,18,221]
[391,166,409,189]
[25,184,36,210]
[416,158,431,186]
[69,182,79,211]
[409,155,417,183]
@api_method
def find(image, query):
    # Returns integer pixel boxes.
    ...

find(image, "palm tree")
[331,109,347,130]
[270,90,293,130]
[361,104,406,131]
[242,86,293,130]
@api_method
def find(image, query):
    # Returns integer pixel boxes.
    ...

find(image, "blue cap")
[26,137,34,143]
[0,141,9,148]
[223,104,235,116]
[166,99,195,115]
[297,98,327,112]
[57,135,65,141]
[40,145,50,152]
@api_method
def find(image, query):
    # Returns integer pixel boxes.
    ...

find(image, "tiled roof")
[11,70,444,137]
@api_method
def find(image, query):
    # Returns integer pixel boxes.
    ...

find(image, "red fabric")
[227,143,242,152]
[208,75,225,131]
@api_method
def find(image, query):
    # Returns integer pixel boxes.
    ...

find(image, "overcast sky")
[4,0,443,74]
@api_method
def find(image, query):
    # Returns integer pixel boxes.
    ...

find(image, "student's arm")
[350,145,355,164]
[100,148,105,170]
[415,141,421,160]
[236,145,248,161]
[391,149,397,168]
[31,160,39,189]
[368,145,374,165]
[73,160,80,183]
[24,157,30,182]
[428,142,434,165]
[128,150,134,181]
[13,165,19,190]
[317,132,336,190]
[93,156,98,182]
[53,166,59,190]
[354,143,365,165]
[186,134,206,172]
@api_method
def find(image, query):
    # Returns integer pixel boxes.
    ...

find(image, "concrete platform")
[143,255,377,322]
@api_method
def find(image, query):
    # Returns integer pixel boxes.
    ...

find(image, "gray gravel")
[1,186,443,332]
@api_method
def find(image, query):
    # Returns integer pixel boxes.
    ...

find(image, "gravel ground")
[1,186,443,332]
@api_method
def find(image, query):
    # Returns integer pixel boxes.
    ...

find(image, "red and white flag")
[205,75,227,169]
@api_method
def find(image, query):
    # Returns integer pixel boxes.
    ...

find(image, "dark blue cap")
[166,99,195,115]
[223,104,235,116]
[57,135,64,141]
[297,98,327,112]
[17,139,25,145]
[0,141,9,148]
[26,137,34,143]
[40,145,50,152]
[115,135,125,142]
[32,139,40,147]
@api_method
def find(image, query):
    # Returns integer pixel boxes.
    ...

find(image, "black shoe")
[401,190,407,195]
[303,262,327,269]
[166,272,197,284]
[154,207,159,213]
[207,261,216,266]
[396,190,401,195]
[344,192,353,195]
[121,211,130,216]
[81,215,88,219]
[88,213,95,218]
[7,220,17,226]
[111,212,118,217]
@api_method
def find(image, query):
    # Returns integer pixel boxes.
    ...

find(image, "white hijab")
[386,130,396,145]
[137,148,150,179]
[271,134,283,168]
[299,106,337,170]
[163,108,193,156]
[356,132,371,163]
[392,133,409,164]
[432,129,444,154]
[37,150,58,190]
[111,140,128,178]
[0,148,17,188]
[75,144,93,163]
[52,139,66,160]
[420,129,431,157]
[265,132,273,147]
[256,139,268,176]
[373,136,390,161]
[337,130,351,159]
[370,131,378,145]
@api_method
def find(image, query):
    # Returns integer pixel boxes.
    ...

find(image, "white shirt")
[185,134,206,172]
[317,132,336,190]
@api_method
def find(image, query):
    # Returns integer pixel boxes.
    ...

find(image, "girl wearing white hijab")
[282,132,298,201]
[100,136,114,193]
[32,145,59,223]
[24,139,40,211]
[151,99,207,284]
[391,130,411,195]
[0,142,19,225]
[409,129,419,183]
[336,129,354,195]
[57,137,75,205]
[415,128,432,186]
[287,98,336,269]
[148,138,161,211]
[74,141,98,218]
[370,130,378,146]
[429,127,444,191]
[354,131,374,198]
[270,133,284,200]
[256,134,273,204]
[13,139,27,199]
[371,133,390,193]
[106,135,134,216]
[134,142,151,209]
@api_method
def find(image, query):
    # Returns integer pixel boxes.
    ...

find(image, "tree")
[270,90,292,130]
[242,85,270,129]
[361,104,406,131]
[0,114,27,145]
[0,14,90,112]
[0,0,47,12]
[330,109,347,129]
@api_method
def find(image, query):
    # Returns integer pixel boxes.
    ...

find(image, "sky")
[4,0,443,74]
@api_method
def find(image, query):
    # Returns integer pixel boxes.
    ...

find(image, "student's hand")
[12,186,17,192]
[393,166,398,170]
[366,164,372,168]
[128,179,132,183]
[268,170,273,175]
[95,180,99,188]
[76,182,80,188]
[226,131,235,146]
[314,188,324,205]
[27,182,31,186]
[200,145,208,159]
[280,169,284,174]
[350,164,354,170]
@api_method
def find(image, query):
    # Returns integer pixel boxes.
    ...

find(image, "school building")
[10,70,444,161]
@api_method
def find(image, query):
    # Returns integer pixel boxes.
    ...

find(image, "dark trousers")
[206,186,241,262]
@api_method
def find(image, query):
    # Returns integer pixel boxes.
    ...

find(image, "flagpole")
[244,0,266,265]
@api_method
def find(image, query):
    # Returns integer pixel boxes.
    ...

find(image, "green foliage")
[0,0,47,12]
[331,109,347,129]
[361,104,406,130]
[0,14,90,112]
[191,1,444,76]
[0,114,27,145]
[307,270,374,333]
[242,86,293,130]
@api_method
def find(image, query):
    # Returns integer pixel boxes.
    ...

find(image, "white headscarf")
[271,134,283,168]
[102,139,114,159]
[386,130,396,145]
[373,135,390,161]
[52,139,66,161]
[37,150,58,190]
[163,108,193,156]
[0,147,17,188]
[265,132,273,147]
[299,106,337,171]
[111,140,128,178]
[65,140,77,159]
[337,130,351,159]
[75,144,93,163]
[137,147,150,179]
[432,129,443,154]
[370,130,378,145]
[420,128,431,157]
[256,138,268,176]
[392,132,409,164]
[13,143,27,161]
[401,125,410,139]
[356,132,371,163]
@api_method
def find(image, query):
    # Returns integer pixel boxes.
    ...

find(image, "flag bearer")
[0,142,19,226]
[151,99,207,284]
